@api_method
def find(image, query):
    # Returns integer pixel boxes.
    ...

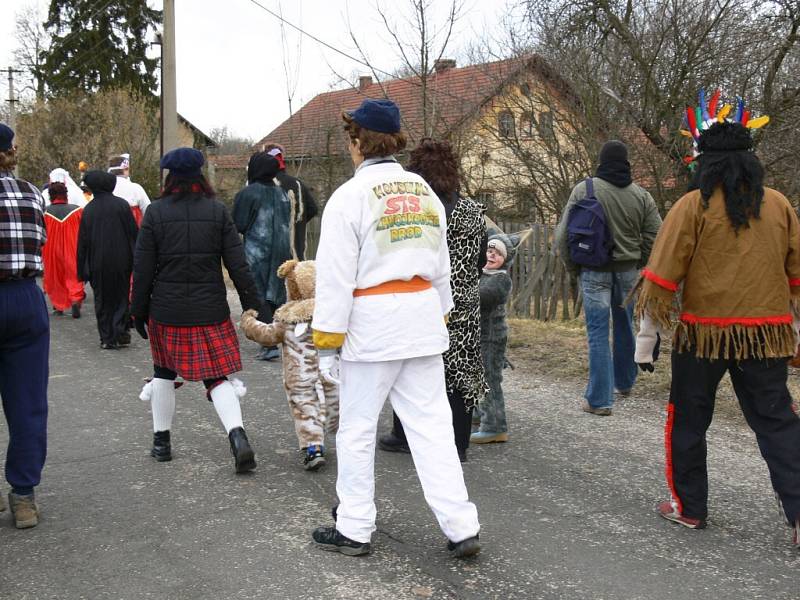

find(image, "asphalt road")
[2,289,799,599]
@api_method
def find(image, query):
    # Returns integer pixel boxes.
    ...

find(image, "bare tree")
[517,0,800,204]
[16,87,161,195]
[209,126,254,155]
[345,0,464,141]
[13,4,51,101]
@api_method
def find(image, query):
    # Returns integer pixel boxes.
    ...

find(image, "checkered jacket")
[0,171,46,280]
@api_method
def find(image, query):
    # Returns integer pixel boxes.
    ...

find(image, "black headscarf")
[83,170,117,194]
[595,140,632,188]
[247,152,279,186]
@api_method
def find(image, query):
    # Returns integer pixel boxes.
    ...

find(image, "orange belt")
[353,276,432,297]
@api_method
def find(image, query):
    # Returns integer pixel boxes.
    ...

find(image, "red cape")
[43,208,86,311]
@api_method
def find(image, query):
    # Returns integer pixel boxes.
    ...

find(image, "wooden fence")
[304,217,580,322]
[495,221,581,321]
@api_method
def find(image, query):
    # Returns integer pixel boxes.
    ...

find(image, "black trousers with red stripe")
[668,350,800,522]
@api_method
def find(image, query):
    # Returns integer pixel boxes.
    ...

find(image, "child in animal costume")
[240,259,339,471]
[472,229,526,444]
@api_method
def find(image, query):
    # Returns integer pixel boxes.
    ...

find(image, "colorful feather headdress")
[681,89,770,168]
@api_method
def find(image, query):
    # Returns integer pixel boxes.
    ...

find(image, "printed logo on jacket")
[370,180,441,254]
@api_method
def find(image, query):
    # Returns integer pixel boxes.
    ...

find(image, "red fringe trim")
[680,313,792,326]
[642,268,679,292]
[789,278,800,287]
[665,403,682,514]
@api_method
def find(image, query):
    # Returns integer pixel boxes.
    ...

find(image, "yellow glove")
[312,329,346,350]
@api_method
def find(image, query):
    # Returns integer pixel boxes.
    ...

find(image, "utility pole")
[0,68,23,130]
[161,0,178,157]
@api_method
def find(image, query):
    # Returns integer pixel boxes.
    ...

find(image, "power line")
[242,0,486,114]
[244,0,400,82]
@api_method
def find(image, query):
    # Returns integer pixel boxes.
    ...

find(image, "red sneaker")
[656,500,706,529]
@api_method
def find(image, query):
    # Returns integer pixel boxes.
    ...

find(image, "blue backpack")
[566,178,614,268]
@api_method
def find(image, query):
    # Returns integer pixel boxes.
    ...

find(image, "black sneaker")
[378,432,410,454]
[100,342,119,350]
[312,526,371,556]
[447,534,480,558]
[304,445,326,471]
[151,430,172,462]
[228,427,256,473]
[117,331,132,346]
[71,303,81,319]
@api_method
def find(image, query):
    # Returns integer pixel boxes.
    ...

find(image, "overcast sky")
[0,0,508,142]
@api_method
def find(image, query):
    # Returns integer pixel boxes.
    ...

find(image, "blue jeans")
[579,269,638,408]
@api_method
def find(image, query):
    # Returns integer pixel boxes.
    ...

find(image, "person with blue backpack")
[556,140,662,415]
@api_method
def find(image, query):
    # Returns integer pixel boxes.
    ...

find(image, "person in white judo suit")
[310,98,481,558]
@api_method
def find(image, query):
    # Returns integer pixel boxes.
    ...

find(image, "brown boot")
[9,493,39,528]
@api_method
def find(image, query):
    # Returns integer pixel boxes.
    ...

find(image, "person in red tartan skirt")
[42,182,85,318]
[131,148,263,473]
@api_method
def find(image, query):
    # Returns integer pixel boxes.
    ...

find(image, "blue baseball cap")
[160,147,205,177]
[0,123,14,152]
[346,99,401,134]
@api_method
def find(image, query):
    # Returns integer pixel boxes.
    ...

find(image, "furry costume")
[241,260,339,449]
[478,233,513,434]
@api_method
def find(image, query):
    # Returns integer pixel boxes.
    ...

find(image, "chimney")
[434,59,456,73]
[358,75,373,91]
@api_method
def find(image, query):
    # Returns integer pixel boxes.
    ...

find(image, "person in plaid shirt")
[0,123,49,529]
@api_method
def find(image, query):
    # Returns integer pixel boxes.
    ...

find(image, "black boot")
[117,331,132,346]
[151,430,172,462]
[228,427,256,473]
[71,303,81,319]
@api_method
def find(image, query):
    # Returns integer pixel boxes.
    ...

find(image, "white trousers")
[335,354,480,544]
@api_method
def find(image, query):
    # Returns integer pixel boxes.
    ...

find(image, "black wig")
[688,121,764,231]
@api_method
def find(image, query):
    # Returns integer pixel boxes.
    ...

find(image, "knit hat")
[488,232,515,264]
[83,170,117,193]
[0,123,14,152]
[160,147,205,178]
[599,140,628,164]
[487,238,508,260]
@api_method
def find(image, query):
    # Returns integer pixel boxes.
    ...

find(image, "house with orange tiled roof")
[210,55,589,217]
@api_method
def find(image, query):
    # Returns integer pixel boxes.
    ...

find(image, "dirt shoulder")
[507,317,800,420]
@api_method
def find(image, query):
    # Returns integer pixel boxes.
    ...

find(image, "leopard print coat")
[443,197,488,410]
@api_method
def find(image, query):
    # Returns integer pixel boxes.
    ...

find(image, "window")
[538,111,554,139]
[519,83,532,97]
[498,111,515,138]
[520,112,537,138]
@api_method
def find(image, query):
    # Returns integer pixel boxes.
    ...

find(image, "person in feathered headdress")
[635,90,800,548]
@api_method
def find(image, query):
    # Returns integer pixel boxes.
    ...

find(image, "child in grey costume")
[472,232,515,443]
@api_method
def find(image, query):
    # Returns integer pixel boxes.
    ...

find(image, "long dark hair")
[688,122,764,231]
[161,173,215,199]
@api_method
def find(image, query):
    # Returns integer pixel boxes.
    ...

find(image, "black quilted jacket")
[131,192,260,326]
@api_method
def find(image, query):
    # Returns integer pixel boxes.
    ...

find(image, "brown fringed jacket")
[636,186,800,359]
